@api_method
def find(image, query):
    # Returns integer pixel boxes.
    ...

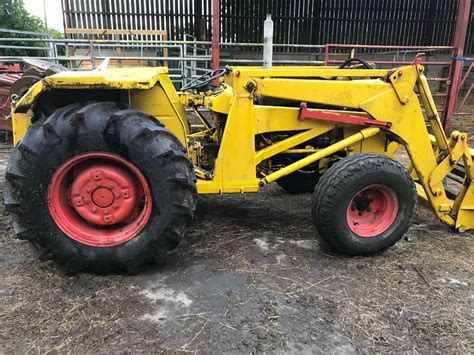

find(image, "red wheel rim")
[48,152,153,247]
[346,184,398,237]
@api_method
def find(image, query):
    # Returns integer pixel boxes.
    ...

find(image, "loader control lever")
[181,68,227,92]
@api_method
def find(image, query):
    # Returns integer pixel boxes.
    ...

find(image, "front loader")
[5,60,474,273]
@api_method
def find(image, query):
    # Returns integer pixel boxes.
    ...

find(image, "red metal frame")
[443,0,472,130]
[0,73,21,132]
[212,0,220,71]
[454,58,473,116]
[323,44,454,67]
[299,103,391,128]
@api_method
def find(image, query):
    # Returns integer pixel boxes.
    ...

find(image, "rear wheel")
[312,154,416,255]
[4,102,197,274]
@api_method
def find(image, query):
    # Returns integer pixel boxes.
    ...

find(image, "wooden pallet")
[64,28,169,68]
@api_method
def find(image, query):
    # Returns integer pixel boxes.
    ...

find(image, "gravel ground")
[0,115,473,353]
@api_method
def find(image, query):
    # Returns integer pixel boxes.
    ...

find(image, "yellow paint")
[12,109,33,145]
[203,84,233,114]
[130,72,188,146]
[44,67,168,88]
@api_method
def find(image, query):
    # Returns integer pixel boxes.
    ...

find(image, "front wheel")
[311,153,416,255]
[4,102,197,274]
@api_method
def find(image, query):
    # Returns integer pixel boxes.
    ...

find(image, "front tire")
[4,102,197,274]
[312,154,416,255]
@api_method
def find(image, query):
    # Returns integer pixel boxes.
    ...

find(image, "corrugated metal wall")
[62,0,474,53]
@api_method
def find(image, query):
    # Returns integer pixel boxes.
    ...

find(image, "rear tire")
[312,154,416,255]
[4,102,197,274]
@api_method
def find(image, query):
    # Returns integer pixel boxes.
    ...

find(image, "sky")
[24,0,65,32]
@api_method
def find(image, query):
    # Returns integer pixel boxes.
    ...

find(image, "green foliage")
[47,29,63,40]
[0,0,45,33]
[0,0,50,57]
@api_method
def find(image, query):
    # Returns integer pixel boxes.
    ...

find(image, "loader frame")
[181,64,474,231]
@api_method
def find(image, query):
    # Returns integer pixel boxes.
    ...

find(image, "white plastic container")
[263,14,274,69]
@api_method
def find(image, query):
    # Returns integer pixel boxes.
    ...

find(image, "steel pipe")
[263,127,381,184]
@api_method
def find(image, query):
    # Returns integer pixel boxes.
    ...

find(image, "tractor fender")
[12,67,189,146]
[14,67,169,113]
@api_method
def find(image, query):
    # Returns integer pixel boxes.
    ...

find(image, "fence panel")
[60,0,472,53]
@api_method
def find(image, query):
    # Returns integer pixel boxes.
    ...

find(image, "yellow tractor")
[5,59,474,273]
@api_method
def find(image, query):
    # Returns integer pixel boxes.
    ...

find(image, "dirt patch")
[0,131,473,353]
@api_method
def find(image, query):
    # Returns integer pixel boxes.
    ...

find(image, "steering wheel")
[181,68,227,92]
[331,58,374,80]
[338,58,373,69]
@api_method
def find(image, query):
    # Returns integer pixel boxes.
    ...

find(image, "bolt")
[73,197,84,207]
[103,209,109,215]
[397,71,402,76]
[122,189,130,199]
[92,171,103,180]
[458,225,466,233]
[435,188,443,196]
[92,207,97,213]
[103,215,114,224]
[401,97,409,105]
[113,204,119,209]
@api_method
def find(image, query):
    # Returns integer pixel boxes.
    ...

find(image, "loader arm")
[194,64,474,230]
[356,64,474,230]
